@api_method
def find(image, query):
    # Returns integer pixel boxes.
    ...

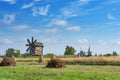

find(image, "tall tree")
[80,50,86,57]
[6,48,15,57]
[112,51,118,56]
[6,48,21,57]
[64,46,76,55]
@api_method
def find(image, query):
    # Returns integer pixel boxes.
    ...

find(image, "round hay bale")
[46,59,65,68]
[0,57,16,66]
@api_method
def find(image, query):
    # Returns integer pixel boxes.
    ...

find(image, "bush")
[44,53,55,58]
[103,53,112,56]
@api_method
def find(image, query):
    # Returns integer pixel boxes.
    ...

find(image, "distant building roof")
[34,42,44,47]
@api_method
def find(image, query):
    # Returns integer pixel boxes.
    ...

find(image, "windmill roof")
[34,42,44,47]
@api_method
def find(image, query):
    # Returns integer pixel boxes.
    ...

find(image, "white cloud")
[43,38,57,43]
[116,41,120,45]
[0,0,16,4]
[48,19,68,27]
[0,38,13,44]
[60,6,78,18]
[12,24,30,30]
[21,2,34,9]
[61,10,78,18]
[107,14,116,20]
[77,38,88,44]
[44,29,58,34]
[66,26,80,31]
[60,0,90,18]
[32,5,50,16]
[29,28,57,34]
[97,40,107,45]
[2,14,15,24]
[114,40,120,45]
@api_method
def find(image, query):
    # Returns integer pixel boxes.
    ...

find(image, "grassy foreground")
[0,62,120,80]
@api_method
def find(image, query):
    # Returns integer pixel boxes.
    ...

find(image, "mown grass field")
[0,56,120,80]
[0,63,120,80]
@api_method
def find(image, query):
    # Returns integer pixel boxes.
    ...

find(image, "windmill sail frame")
[26,37,44,55]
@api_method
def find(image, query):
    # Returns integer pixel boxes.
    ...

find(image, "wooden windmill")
[26,37,44,55]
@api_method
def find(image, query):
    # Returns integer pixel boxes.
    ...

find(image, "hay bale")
[12,55,16,62]
[51,54,56,60]
[0,57,16,66]
[46,59,65,68]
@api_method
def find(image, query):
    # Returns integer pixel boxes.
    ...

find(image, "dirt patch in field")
[46,59,65,68]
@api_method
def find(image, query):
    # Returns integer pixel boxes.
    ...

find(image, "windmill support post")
[38,54,44,63]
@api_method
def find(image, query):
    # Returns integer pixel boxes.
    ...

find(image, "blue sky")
[0,0,120,55]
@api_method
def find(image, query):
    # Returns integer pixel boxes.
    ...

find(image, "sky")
[0,0,120,55]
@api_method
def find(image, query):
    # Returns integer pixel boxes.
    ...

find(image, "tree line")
[64,46,118,57]
[2,46,119,57]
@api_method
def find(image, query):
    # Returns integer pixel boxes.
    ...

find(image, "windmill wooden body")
[26,37,44,55]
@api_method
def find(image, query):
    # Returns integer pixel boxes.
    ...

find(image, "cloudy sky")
[0,0,120,55]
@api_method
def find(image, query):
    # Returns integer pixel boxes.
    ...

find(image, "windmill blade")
[26,47,30,51]
[26,44,29,46]
[30,49,34,54]
[32,37,34,43]
[31,44,35,48]
[29,46,35,53]
[27,39,31,44]
[30,45,35,50]
[33,39,37,43]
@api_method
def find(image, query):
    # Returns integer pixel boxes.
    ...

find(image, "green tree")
[103,53,112,56]
[80,50,86,57]
[94,53,97,56]
[64,46,76,55]
[6,48,21,57]
[112,51,118,56]
[15,50,21,57]
[99,54,103,56]
[6,48,15,57]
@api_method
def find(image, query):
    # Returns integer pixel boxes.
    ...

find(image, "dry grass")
[60,56,120,65]
[16,56,120,65]
[1,56,120,65]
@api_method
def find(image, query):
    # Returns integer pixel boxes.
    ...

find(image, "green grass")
[0,62,120,80]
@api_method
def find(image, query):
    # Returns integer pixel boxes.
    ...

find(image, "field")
[16,56,120,65]
[0,57,120,80]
